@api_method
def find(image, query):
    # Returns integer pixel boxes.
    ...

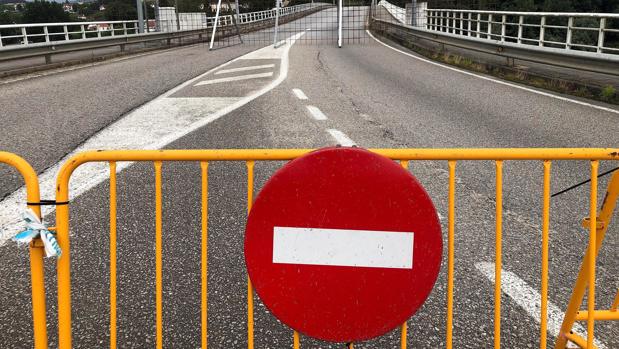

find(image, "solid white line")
[195,72,274,86]
[0,31,307,245]
[327,129,356,146]
[273,227,414,269]
[292,88,308,100]
[475,262,608,349]
[366,30,619,116]
[306,105,327,120]
[214,64,275,75]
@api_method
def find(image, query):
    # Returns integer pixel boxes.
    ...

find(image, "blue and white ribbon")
[13,209,61,258]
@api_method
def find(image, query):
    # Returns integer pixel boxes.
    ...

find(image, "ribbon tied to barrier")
[13,209,61,258]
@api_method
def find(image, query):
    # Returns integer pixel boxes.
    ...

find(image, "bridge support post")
[136,0,145,33]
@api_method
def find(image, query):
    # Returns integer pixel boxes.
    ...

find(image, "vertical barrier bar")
[597,18,606,53]
[400,159,409,349]
[273,0,280,47]
[587,161,598,349]
[154,161,163,349]
[476,13,481,38]
[209,0,223,50]
[293,331,300,349]
[467,13,472,36]
[500,15,506,42]
[43,26,50,43]
[21,27,28,45]
[110,162,118,349]
[540,161,551,349]
[29,238,48,349]
[539,16,546,46]
[494,160,503,349]
[566,17,573,49]
[201,162,209,349]
[246,160,255,349]
[487,14,493,39]
[57,172,72,349]
[338,0,343,47]
[400,323,407,349]
[446,160,456,349]
[517,16,523,44]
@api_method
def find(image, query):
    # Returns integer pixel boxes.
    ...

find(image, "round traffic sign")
[244,147,442,343]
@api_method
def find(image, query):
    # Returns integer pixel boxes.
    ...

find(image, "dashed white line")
[327,129,356,146]
[0,31,308,244]
[306,105,328,120]
[366,30,619,116]
[195,72,274,86]
[292,88,309,100]
[475,262,607,349]
[214,64,275,75]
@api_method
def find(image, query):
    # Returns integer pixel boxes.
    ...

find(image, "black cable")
[551,166,619,198]
[26,200,70,206]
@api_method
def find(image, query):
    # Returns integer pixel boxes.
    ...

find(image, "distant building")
[63,3,74,12]
[210,2,237,12]
[99,4,105,11]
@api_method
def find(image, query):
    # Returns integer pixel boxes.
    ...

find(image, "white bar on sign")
[273,227,414,269]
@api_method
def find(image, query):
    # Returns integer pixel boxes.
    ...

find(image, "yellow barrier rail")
[48,148,619,349]
[0,151,48,349]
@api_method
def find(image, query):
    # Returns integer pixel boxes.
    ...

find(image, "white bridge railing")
[0,3,328,49]
[377,0,406,24]
[426,9,619,54]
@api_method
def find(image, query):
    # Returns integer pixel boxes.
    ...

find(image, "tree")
[0,9,22,25]
[22,0,72,23]
[104,0,138,20]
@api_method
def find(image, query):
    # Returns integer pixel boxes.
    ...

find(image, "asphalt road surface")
[0,6,618,349]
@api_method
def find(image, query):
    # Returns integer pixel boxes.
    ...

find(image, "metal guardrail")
[426,9,619,55]
[0,3,325,49]
[378,0,406,24]
[0,20,140,48]
[373,2,619,76]
[0,3,329,64]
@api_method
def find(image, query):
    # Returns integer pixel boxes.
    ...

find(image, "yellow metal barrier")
[49,148,618,349]
[0,151,48,349]
[555,169,619,349]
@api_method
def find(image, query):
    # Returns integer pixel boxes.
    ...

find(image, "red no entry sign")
[244,147,442,343]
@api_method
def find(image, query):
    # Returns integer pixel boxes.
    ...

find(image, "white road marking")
[0,31,306,244]
[327,129,356,146]
[475,262,608,349]
[273,227,414,269]
[0,42,207,85]
[292,88,309,100]
[214,64,275,75]
[195,72,274,86]
[306,105,328,120]
[366,30,619,116]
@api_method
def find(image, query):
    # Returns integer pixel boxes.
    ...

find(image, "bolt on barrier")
[2,148,618,349]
